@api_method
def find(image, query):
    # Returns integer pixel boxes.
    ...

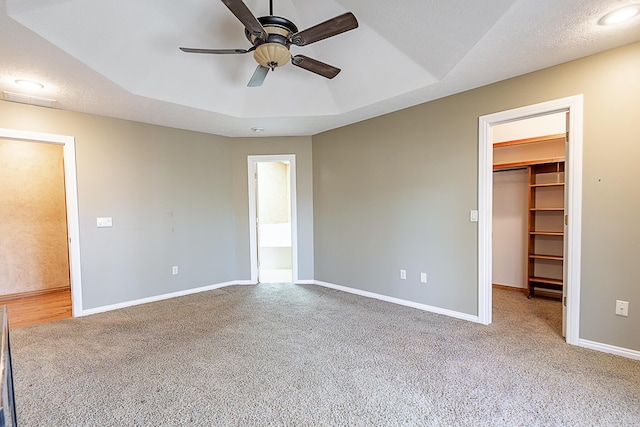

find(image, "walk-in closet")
[492,113,567,300]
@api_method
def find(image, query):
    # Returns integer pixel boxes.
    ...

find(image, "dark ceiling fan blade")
[290,12,358,46]
[220,0,268,40]
[291,55,341,79]
[248,65,270,87]
[179,47,252,54]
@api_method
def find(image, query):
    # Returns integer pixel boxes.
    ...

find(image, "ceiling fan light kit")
[180,0,358,87]
[253,43,290,69]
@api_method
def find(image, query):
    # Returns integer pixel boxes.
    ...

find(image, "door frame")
[247,154,298,283]
[477,95,583,346]
[0,128,83,316]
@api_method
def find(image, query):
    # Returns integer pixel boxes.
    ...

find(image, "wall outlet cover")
[615,300,629,317]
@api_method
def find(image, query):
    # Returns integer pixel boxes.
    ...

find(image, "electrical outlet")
[420,272,427,283]
[172,266,179,275]
[615,300,629,317]
[400,269,406,280]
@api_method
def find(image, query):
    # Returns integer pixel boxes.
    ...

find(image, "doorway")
[0,138,70,312]
[492,113,567,335]
[247,155,298,284]
[478,95,583,346]
[0,128,82,317]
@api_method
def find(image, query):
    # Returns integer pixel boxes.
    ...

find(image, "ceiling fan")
[180,0,358,87]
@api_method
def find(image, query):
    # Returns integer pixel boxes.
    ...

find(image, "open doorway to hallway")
[0,138,72,327]
[0,128,83,322]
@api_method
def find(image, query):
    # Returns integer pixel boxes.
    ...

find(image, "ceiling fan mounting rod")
[269,0,273,16]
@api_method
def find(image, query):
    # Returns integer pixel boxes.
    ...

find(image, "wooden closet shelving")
[527,161,565,298]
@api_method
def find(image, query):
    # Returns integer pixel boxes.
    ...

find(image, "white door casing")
[477,95,583,346]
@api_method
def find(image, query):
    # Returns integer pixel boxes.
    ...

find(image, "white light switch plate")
[96,217,113,228]
[470,210,479,222]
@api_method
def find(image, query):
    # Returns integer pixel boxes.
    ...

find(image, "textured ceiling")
[1,0,640,137]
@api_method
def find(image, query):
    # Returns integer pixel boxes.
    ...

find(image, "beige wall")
[0,102,235,309]
[313,41,640,351]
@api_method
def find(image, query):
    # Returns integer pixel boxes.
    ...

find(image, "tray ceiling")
[2,0,639,136]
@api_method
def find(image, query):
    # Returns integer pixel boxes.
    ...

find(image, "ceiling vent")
[2,91,57,108]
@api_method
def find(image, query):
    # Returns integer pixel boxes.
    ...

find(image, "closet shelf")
[530,182,564,188]
[529,231,564,236]
[529,254,563,261]
[527,160,565,299]
[529,277,563,287]
[493,156,566,171]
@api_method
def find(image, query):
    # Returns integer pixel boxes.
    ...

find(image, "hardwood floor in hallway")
[1,288,72,329]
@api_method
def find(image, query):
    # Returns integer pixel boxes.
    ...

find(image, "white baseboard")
[311,280,480,323]
[81,281,243,316]
[578,339,640,360]
[295,280,315,285]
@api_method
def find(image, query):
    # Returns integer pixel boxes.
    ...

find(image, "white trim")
[579,339,640,361]
[234,280,257,286]
[311,281,480,323]
[247,158,258,282]
[82,281,246,316]
[247,154,299,283]
[564,99,583,346]
[0,128,83,316]
[477,95,584,345]
[477,118,493,325]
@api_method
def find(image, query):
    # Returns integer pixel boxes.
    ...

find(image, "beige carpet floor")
[10,284,640,426]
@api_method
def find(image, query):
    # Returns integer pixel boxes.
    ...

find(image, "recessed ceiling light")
[251,127,265,133]
[598,4,640,25]
[14,79,44,90]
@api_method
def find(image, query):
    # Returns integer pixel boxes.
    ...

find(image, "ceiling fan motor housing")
[246,16,298,69]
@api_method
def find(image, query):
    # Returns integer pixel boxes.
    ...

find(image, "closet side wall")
[493,169,528,288]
